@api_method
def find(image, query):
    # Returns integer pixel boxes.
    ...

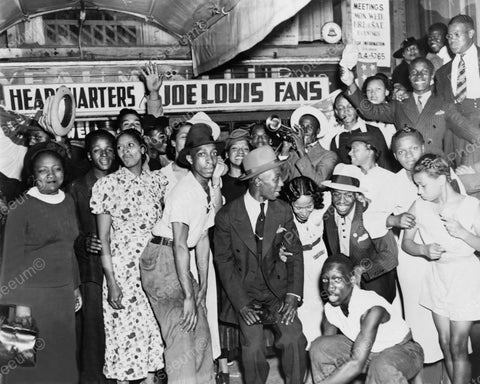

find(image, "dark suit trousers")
[238,298,307,384]
[362,269,397,304]
[76,282,110,384]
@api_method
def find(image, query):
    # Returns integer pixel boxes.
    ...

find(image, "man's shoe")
[215,372,230,384]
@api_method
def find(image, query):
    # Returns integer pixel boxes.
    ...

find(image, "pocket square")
[435,110,445,116]
[357,233,369,242]
[276,226,287,234]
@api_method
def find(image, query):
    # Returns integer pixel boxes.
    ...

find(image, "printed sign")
[351,0,391,67]
[3,77,330,117]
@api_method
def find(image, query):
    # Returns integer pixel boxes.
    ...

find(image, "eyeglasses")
[446,32,466,39]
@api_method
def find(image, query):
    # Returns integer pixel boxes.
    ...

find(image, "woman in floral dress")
[91,129,166,383]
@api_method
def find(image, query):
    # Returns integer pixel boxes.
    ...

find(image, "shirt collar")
[457,43,477,60]
[244,190,269,209]
[119,166,151,183]
[413,90,432,101]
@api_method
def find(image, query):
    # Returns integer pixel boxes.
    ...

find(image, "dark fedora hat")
[346,131,383,155]
[393,37,419,58]
[177,123,224,167]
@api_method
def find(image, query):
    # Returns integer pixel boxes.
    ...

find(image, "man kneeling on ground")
[310,254,424,384]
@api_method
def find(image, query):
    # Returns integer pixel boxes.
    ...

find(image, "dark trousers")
[76,282,110,384]
[238,298,307,384]
[362,269,397,304]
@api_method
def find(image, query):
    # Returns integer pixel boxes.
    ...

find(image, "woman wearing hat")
[91,129,165,383]
[140,123,225,383]
[1,147,81,383]
[392,37,422,92]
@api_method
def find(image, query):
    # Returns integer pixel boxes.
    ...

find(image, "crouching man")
[310,254,423,384]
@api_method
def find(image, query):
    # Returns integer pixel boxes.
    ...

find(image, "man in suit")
[214,145,307,384]
[322,164,398,303]
[340,57,480,164]
[435,14,480,198]
[280,106,338,186]
[66,130,116,384]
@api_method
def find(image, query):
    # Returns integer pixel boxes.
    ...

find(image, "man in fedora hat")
[140,123,225,384]
[214,145,307,384]
[280,106,338,187]
[322,164,398,303]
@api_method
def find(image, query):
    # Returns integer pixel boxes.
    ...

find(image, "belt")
[150,236,173,247]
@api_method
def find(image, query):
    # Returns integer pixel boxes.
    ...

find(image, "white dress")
[415,195,480,322]
[393,168,466,363]
[159,164,221,359]
[294,208,328,349]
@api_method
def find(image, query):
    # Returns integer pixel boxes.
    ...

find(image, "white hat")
[321,163,366,193]
[187,112,220,140]
[290,106,329,138]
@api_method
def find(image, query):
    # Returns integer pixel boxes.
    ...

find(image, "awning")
[0,0,311,76]
[191,0,311,76]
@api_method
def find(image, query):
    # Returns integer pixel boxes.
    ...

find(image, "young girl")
[402,154,480,384]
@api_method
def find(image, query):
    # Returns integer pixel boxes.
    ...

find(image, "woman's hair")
[116,128,147,164]
[283,176,324,209]
[84,129,115,153]
[391,127,424,152]
[28,149,65,187]
[361,73,392,102]
[115,108,142,131]
[412,153,450,179]
[166,122,192,161]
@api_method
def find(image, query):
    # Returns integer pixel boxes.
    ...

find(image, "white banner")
[3,77,330,117]
[351,0,391,67]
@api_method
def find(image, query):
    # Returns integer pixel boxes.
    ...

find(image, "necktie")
[456,55,467,103]
[417,95,423,113]
[255,202,266,257]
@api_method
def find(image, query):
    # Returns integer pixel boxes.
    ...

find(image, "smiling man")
[310,254,424,384]
[341,57,480,162]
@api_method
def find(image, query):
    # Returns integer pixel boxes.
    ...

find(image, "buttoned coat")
[214,196,303,325]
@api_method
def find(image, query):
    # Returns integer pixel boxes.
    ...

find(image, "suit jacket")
[66,169,103,285]
[281,141,338,186]
[214,196,303,324]
[435,45,480,102]
[330,123,399,172]
[346,87,480,157]
[323,202,398,281]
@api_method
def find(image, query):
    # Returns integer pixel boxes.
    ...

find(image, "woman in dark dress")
[0,148,81,384]
[221,128,250,203]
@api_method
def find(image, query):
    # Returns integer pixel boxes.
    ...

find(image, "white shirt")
[438,45,452,65]
[325,286,411,352]
[152,171,217,248]
[333,117,369,148]
[334,206,355,256]
[0,131,27,180]
[361,165,396,238]
[244,191,269,232]
[413,90,432,110]
[451,44,480,99]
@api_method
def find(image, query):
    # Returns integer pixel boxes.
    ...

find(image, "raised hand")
[141,62,164,94]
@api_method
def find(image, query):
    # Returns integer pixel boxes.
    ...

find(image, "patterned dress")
[90,167,167,381]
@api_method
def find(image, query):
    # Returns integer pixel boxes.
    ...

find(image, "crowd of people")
[0,12,479,384]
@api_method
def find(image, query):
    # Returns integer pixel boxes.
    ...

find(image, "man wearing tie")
[435,14,480,198]
[214,146,307,384]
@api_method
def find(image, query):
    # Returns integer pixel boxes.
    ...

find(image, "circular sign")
[322,22,342,44]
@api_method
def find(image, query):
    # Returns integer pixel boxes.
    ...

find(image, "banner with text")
[3,77,330,117]
[351,0,390,67]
